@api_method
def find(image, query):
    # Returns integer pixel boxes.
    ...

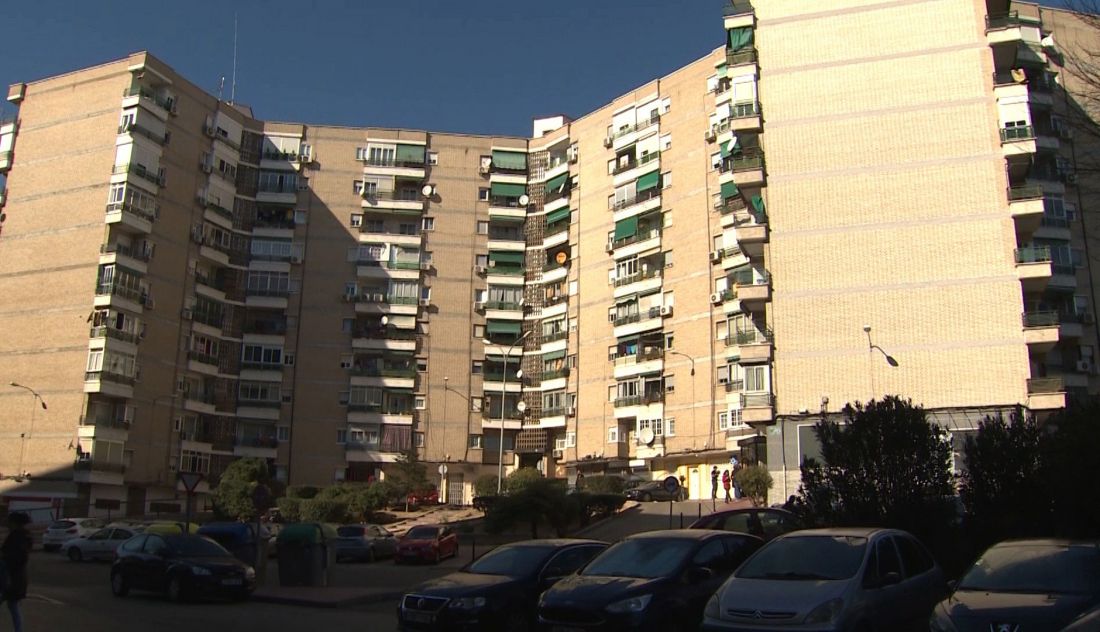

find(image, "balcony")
[1027,376,1067,410]
[613,392,664,408]
[1014,246,1053,291]
[351,293,420,316]
[606,115,661,151]
[94,282,146,311]
[608,227,662,260]
[734,219,768,258]
[1022,311,1083,353]
[719,149,765,186]
[1000,125,1037,157]
[72,459,126,484]
[732,273,771,312]
[358,228,422,247]
[727,48,757,68]
[360,190,425,215]
[89,325,140,346]
[105,200,157,234]
[99,242,152,274]
[361,157,427,179]
[726,329,773,363]
[352,328,418,353]
[78,415,131,442]
[83,370,136,400]
[612,187,661,216]
[187,350,221,375]
[985,11,1042,46]
[1008,185,1046,233]
[723,1,754,28]
[740,392,774,425]
[716,102,762,134]
[235,436,279,458]
[112,163,163,189]
[118,121,168,146]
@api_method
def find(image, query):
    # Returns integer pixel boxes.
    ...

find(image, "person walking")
[722,469,733,504]
[710,466,719,500]
[0,512,32,632]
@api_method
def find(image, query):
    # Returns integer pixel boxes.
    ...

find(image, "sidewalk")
[251,585,402,609]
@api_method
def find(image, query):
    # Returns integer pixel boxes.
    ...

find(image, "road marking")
[26,593,65,605]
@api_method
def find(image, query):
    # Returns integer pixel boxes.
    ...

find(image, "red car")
[394,525,458,565]
[406,488,439,506]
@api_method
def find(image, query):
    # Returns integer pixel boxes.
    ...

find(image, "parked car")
[538,530,762,631]
[42,517,107,551]
[110,533,256,602]
[143,521,201,535]
[689,508,801,542]
[396,525,459,565]
[335,524,398,562]
[397,538,607,631]
[701,527,946,631]
[930,539,1100,632]
[407,489,440,506]
[624,480,680,503]
[60,525,139,562]
[197,522,268,566]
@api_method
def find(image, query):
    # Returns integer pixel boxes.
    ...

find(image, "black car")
[398,538,607,631]
[688,507,800,541]
[110,533,256,602]
[624,480,680,502]
[538,530,763,631]
[930,539,1100,632]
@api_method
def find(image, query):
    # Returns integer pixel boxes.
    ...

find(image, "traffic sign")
[663,475,680,495]
[437,464,449,476]
[178,471,204,492]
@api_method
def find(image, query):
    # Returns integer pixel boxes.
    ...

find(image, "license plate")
[404,611,434,624]
[221,578,243,586]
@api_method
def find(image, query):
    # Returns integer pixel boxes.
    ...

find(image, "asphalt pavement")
[576,497,753,541]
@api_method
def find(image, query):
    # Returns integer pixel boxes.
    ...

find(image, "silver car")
[701,527,946,631]
[334,524,398,562]
[42,517,107,551]
[60,526,139,562]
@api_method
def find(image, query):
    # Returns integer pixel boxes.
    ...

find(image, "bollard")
[698,504,702,520]
[668,501,673,529]
[470,534,476,562]
[679,512,684,528]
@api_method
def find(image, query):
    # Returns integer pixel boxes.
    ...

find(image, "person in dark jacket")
[1,512,31,632]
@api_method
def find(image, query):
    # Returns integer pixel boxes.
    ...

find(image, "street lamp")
[666,350,698,451]
[482,330,532,494]
[862,325,899,399]
[9,382,47,479]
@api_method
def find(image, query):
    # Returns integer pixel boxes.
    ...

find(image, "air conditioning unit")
[419,262,431,271]
[710,250,722,263]
[474,301,486,311]
[552,449,564,459]
[660,305,673,317]
[605,241,615,253]
[478,165,491,175]
[1065,173,1078,184]
[603,136,613,148]
[203,125,216,138]
[710,292,723,304]
[181,308,193,320]
[418,298,431,307]
[568,147,579,163]
[704,129,717,142]
[290,255,303,264]
[201,162,213,174]
[474,265,487,275]
[1077,359,1094,373]
[566,406,576,417]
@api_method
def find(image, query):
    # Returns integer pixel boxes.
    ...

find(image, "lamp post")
[482,330,531,494]
[862,325,899,399]
[666,350,697,446]
[9,382,47,478]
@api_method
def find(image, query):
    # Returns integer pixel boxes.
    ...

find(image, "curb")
[251,589,404,609]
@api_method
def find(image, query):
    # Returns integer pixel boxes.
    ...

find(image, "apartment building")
[0,0,1095,515]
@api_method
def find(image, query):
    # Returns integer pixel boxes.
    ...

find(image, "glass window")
[582,538,697,579]
[894,535,934,578]
[690,539,726,569]
[467,544,557,576]
[737,536,868,581]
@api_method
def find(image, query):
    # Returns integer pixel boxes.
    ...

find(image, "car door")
[540,544,607,590]
[370,526,396,557]
[861,535,907,629]
[892,534,943,624]
[677,539,731,623]
[115,535,147,585]
[139,535,171,591]
[107,528,134,560]
[83,529,112,559]
[440,527,457,556]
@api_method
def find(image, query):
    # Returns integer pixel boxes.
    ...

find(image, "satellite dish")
[518,194,530,206]
[640,427,655,445]
[516,401,527,413]
[421,184,435,197]
[555,251,568,265]
[515,369,523,379]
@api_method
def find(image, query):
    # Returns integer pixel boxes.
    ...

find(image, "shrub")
[503,468,545,495]
[286,485,319,500]
[474,474,499,498]
[299,498,349,523]
[734,465,772,507]
[581,475,625,495]
[275,497,302,522]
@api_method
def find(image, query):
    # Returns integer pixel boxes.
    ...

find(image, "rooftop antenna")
[230,12,238,103]
[217,76,225,100]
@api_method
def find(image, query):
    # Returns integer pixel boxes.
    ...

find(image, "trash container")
[276,523,336,587]
[197,522,269,582]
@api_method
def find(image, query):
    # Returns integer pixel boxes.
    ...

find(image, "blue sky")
[0,0,1075,137]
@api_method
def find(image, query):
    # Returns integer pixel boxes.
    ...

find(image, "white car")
[42,518,107,551]
[59,526,139,562]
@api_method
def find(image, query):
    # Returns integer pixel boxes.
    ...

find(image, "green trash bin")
[277,523,337,587]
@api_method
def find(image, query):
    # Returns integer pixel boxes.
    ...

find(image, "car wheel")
[641,492,652,502]
[67,547,83,563]
[166,576,187,603]
[110,571,129,597]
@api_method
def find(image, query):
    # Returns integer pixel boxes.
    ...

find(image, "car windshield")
[49,521,75,529]
[406,526,438,539]
[466,544,556,576]
[581,538,696,579]
[737,536,868,581]
[337,526,365,537]
[958,543,1100,594]
[166,536,232,558]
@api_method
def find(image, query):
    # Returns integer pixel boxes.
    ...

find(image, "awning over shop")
[546,207,571,224]
[491,182,526,198]
[635,171,660,193]
[395,144,425,164]
[721,181,740,199]
[489,251,524,265]
[613,216,639,241]
[728,27,753,51]
[486,320,522,335]
[492,150,527,171]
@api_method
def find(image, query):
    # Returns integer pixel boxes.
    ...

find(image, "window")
[666,417,676,436]
[242,344,282,366]
[471,396,483,412]
[894,536,934,577]
[421,217,435,231]
[477,221,489,235]
[472,360,483,374]
[473,324,485,338]
[745,365,767,392]
[294,210,307,225]
[662,171,672,189]
[428,152,439,165]
[276,426,289,442]
[179,450,210,474]
[414,432,425,448]
[342,318,354,333]
[284,353,295,366]
[468,434,484,449]
[350,214,363,228]
[475,254,489,268]
[718,411,730,431]
[415,396,427,410]
[608,427,620,443]
[665,374,676,393]
[566,432,577,448]
[478,188,490,201]
[336,429,347,444]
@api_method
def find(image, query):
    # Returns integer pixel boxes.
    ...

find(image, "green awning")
[492,150,527,171]
[395,144,425,164]
[636,171,660,193]
[720,141,732,159]
[489,251,525,264]
[545,173,569,194]
[721,181,740,199]
[542,349,566,361]
[751,195,765,214]
[546,207,571,224]
[491,182,526,198]
[715,62,727,74]
[728,27,753,51]
[613,216,639,241]
[486,321,522,335]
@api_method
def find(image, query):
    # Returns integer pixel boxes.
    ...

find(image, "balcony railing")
[1015,246,1052,264]
[236,436,278,448]
[1008,185,1044,201]
[720,148,765,173]
[89,326,139,344]
[730,268,770,287]
[610,227,662,250]
[346,402,413,415]
[112,163,163,187]
[240,361,283,371]
[484,301,522,311]
[193,311,224,329]
[606,115,661,144]
[1022,310,1080,328]
[122,87,175,113]
[237,399,281,409]
[613,347,664,365]
[986,11,1023,31]
[84,370,137,386]
[611,187,661,212]
[613,392,664,408]
[352,328,418,341]
[118,122,168,145]
[100,242,152,262]
[361,157,426,169]
[95,282,144,303]
[1000,125,1036,143]
[349,366,417,378]
[79,416,131,430]
[541,330,568,343]
[262,150,301,161]
[731,101,760,119]
[345,440,380,451]
[105,200,159,223]
[614,268,662,287]
[187,350,220,366]
[361,190,423,203]
[725,328,774,346]
[540,368,570,381]
[245,286,291,298]
[489,196,525,208]
[545,219,570,236]
[611,151,661,176]
[715,196,748,214]
[740,392,773,408]
[73,460,126,473]
[1027,376,1064,394]
[727,48,758,66]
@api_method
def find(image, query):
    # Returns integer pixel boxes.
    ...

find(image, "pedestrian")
[678,475,687,501]
[0,512,31,632]
[732,461,744,500]
[710,466,719,500]
[575,472,585,491]
[722,469,732,503]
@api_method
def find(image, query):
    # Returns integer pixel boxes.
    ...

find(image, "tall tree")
[212,458,278,520]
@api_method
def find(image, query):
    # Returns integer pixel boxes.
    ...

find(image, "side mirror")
[686,567,715,584]
[879,571,901,587]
